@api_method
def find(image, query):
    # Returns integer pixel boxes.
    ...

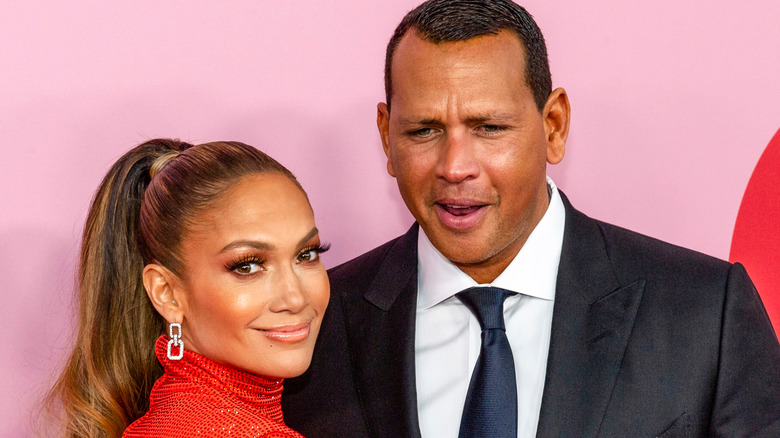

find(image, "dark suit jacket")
[283,194,780,437]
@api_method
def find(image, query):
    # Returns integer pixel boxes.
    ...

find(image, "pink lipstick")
[259,323,310,343]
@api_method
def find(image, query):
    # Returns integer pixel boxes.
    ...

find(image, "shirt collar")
[417,177,566,309]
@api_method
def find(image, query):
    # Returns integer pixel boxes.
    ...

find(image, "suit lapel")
[537,194,645,438]
[341,225,423,438]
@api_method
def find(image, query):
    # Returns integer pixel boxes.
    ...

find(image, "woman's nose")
[268,265,309,313]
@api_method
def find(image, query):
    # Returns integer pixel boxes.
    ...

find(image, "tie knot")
[456,287,514,330]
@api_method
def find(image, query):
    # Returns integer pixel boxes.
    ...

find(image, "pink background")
[2,1,779,435]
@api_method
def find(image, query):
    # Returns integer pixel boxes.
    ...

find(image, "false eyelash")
[225,254,264,271]
[302,243,331,255]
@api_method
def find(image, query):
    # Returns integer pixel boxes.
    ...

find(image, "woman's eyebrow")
[297,227,319,248]
[219,227,318,254]
[220,240,274,253]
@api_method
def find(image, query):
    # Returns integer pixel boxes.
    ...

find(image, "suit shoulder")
[594,219,733,284]
[595,218,728,267]
[327,234,406,290]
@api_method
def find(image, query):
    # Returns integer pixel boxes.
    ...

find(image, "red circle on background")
[730,127,780,334]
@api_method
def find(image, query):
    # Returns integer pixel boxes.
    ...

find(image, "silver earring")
[167,322,184,360]
[171,300,178,305]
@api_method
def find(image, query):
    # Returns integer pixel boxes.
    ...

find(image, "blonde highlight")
[148,150,180,180]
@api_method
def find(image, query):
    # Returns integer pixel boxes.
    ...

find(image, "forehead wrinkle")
[446,90,459,120]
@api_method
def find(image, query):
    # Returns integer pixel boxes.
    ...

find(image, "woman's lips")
[435,202,488,230]
[258,323,310,343]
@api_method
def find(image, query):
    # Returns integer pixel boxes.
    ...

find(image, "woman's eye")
[234,262,261,275]
[297,249,320,263]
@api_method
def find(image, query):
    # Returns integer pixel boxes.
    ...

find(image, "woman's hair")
[45,139,301,437]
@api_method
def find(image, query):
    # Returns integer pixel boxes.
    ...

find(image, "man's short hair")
[384,0,552,112]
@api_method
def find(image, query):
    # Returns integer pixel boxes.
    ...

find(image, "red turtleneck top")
[124,336,304,438]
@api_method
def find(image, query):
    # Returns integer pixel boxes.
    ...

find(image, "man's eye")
[479,125,505,135]
[410,128,434,138]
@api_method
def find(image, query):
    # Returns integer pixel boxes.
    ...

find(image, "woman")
[46,139,329,437]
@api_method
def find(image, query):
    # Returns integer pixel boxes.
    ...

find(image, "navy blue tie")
[456,287,517,438]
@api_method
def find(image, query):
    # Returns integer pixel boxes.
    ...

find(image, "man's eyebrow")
[464,113,515,124]
[219,227,319,254]
[396,113,515,126]
[397,116,441,126]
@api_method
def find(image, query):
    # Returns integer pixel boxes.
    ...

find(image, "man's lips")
[435,201,488,230]
[440,204,483,216]
[256,322,311,343]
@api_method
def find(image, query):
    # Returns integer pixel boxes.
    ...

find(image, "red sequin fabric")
[123,336,304,438]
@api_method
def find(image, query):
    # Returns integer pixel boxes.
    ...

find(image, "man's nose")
[435,130,480,183]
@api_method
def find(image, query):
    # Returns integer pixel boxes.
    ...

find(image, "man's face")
[377,30,568,283]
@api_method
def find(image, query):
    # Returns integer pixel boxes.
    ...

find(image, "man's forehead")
[389,31,529,100]
[392,30,527,74]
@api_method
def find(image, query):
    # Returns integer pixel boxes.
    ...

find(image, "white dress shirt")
[415,177,566,438]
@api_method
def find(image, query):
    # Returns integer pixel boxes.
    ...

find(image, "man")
[283,0,780,436]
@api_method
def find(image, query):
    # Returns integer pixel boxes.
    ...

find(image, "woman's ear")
[142,263,184,324]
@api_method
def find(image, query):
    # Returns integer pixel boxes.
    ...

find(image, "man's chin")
[428,236,493,266]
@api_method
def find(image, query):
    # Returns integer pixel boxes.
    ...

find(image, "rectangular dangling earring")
[167,322,184,360]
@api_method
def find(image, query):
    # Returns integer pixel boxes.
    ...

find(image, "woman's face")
[175,173,329,378]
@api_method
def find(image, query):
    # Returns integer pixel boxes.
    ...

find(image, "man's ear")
[377,102,396,177]
[543,87,570,165]
[142,263,184,324]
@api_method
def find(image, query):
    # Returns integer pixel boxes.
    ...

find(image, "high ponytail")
[45,139,301,437]
[47,139,191,437]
